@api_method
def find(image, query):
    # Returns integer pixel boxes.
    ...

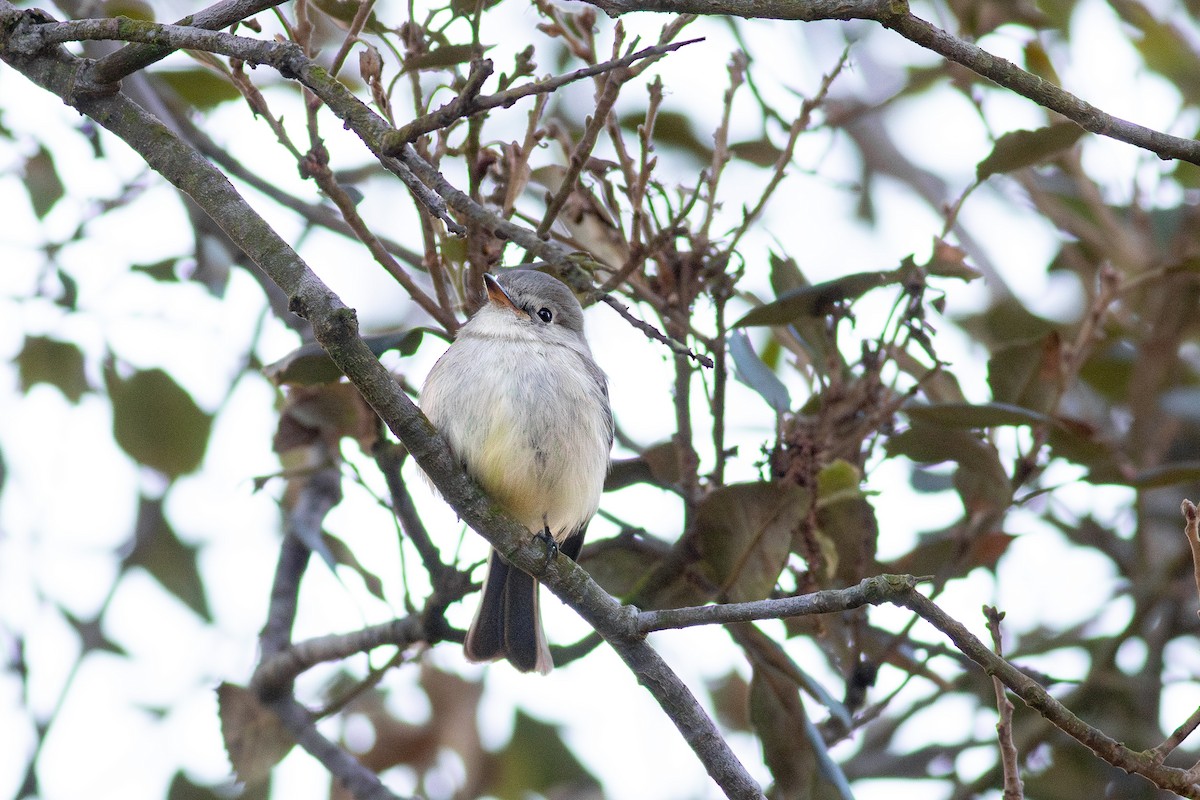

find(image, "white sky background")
[1,0,1197,798]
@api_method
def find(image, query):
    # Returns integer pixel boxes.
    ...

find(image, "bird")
[420,269,613,673]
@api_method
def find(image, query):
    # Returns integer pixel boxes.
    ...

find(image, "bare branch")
[882,12,1200,165]
[984,606,1025,800]
[897,588,1200,798]
[253,616,425,695]
[391,41,704,145]
[266,697,408,800]
[638,575,916,632]
[536,29,637,239]
[585,0,892,20]
[1153,703,1200,768]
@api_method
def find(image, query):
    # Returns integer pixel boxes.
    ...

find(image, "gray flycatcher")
[420,269,613,673]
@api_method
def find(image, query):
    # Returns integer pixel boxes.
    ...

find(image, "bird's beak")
[483,274,527,317]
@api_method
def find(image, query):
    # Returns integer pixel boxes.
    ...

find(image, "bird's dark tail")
[464,549,552,674]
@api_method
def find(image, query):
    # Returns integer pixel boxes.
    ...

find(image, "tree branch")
[573,0,1200,166]
[389,38,701,144]
[896,587,1200,798]
[637,574,916,632]
[641,574,1200,797]
[266,697,408,800]
[89,0,285,84]
[582,0,897,20]
[880,12,1200,165]
[253,616,425,695]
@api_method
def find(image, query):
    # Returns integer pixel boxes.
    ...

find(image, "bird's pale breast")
[421,330,609,539]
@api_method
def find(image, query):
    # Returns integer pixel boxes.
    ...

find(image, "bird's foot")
[534,526,558,568]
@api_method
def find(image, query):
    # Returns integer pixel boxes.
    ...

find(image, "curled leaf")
[734,268,904,328]
[728,330,791,412]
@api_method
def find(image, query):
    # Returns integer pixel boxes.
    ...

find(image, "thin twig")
[984,606,1025,800]
[600,293,714,367]
[328,0,376,78]
[699,50,743,238]
[536,35,630,238]
[1154,704,1200,767]
[389,38,701,145]
[305,148,461,331]
[726,46,849,255]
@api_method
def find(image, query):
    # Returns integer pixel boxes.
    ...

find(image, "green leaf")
[311,0,392,32]
[55,268,78,310]
[987,332,1063,414]
[621,110,710,164]
[1047,420,1124,484]
[24,145,64,219]
[1129,461,1200,489]
[816,458,862,499]
[107,367,212,477]
[604,440,683,492]
[322,532,385,599]
[1024,40,1062,85]
[449,0,505,16]
[885,528,1016,576]
[954,295,1058,349]
[64,609,126,656]
[17,335,88,402]
[734,268,902,327]
[166,771,230,800]
[1111,0,1200,105]
[976,122,1086,181]
[768,252,807,297]
[402,44,484,73]
[132,258,182,282]
[486,711,600,800]
[126,496,211,619]
[814,460,880,584]
[729,137,783,167]
[1078,341,1134,401]
[887,422,1012,513]
[693,482,807,602]
[264,329,431,386]
[580,534,706,609]
[748,660,822,799]
[157,69,241,110]
[708,671,752,731]
[105,0,155,20]
[904,402,1055,429]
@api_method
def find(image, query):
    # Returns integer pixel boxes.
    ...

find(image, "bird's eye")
[537,307,553,323]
